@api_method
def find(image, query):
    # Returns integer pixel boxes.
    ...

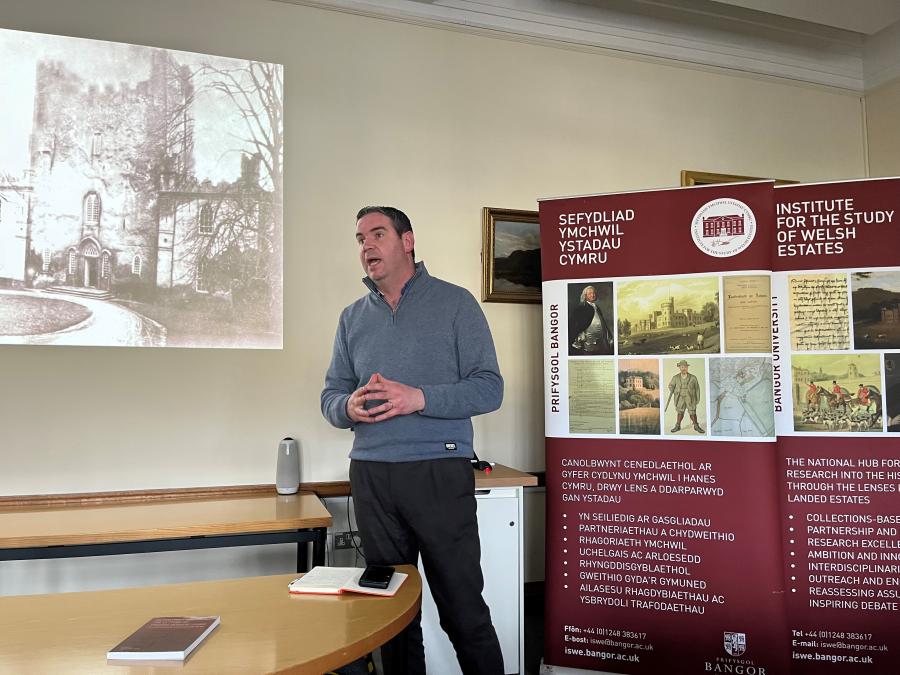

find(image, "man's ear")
[402,231,415,254]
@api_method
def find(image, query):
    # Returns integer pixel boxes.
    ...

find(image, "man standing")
[321,206,504,675]
[668,359,704,433]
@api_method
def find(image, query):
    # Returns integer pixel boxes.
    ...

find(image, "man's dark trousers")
[350,457,504,675]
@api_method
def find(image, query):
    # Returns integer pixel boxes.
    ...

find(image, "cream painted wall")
[865,76,900,176]
[0,0,867,495]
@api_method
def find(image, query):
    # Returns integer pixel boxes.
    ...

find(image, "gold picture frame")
[481,207,541,303]
[681,170,797,186]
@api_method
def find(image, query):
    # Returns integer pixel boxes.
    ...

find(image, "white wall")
[865,76,900,176]
[0,0,868,498]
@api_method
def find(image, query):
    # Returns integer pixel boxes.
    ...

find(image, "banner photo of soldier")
[662,357,707,436]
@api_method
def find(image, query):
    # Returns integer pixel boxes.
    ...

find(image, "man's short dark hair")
[356,206,413,236]
[357,206,415,258]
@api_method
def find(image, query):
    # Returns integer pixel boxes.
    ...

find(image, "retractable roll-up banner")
[773,178,900,674]
[540,181,788,675]
[539,177,900,675]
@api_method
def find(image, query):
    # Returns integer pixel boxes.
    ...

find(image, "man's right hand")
[346,374,379,424]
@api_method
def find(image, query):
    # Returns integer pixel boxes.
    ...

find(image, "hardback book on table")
[289,566,407,597]
[107,616,220,661]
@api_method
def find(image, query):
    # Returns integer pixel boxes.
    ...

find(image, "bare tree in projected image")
[198,62,283,232]
[191,60,284,314]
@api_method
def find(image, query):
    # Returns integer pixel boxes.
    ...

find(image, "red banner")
[540,178,900,675]
[774,179,900,673]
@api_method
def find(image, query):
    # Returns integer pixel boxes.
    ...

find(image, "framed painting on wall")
[481,207,541,304]
[681,170,797,186]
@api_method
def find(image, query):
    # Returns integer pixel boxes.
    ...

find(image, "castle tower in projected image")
[26,50,190,293]
[4,48,273,300]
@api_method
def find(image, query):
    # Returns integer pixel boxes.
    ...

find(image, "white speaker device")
[276,437,300,494]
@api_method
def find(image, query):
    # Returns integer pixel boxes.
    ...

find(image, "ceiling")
[278,0,900,91]
[711,0,900,35]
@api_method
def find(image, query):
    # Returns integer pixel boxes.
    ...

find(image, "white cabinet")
[420,486,525,674]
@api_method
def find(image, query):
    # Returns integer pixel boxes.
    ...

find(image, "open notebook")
[288,566,407,597]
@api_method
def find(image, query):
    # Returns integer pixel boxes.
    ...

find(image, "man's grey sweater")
[321,263,503,462]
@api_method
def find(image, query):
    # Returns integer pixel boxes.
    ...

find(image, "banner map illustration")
[539,177,900,675]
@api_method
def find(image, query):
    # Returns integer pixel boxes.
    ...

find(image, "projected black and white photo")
[0,29,283,348]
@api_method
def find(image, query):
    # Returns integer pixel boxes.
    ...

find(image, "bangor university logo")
[724,632,747,657]
[691,198,756,257]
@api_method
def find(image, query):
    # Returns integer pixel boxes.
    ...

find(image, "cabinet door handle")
[475,489,491,495]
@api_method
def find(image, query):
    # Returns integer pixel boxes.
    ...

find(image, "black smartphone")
[358,564,395,589]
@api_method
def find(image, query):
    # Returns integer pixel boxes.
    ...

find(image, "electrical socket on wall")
[334,531,354,549]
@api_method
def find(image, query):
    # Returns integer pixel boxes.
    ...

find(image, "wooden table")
[0,566,421,674]
[473,463,539,489]
[0,492,332,572]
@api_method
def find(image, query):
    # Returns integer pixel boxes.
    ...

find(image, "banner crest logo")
[723,631,747,657]
[691,198,756,257]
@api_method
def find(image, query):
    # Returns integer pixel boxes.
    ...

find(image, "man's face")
[356,212,414,285]
[679,364,689,375]
[585,287,596,303]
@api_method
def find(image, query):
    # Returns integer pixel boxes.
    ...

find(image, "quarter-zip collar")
[363,261,427,312]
